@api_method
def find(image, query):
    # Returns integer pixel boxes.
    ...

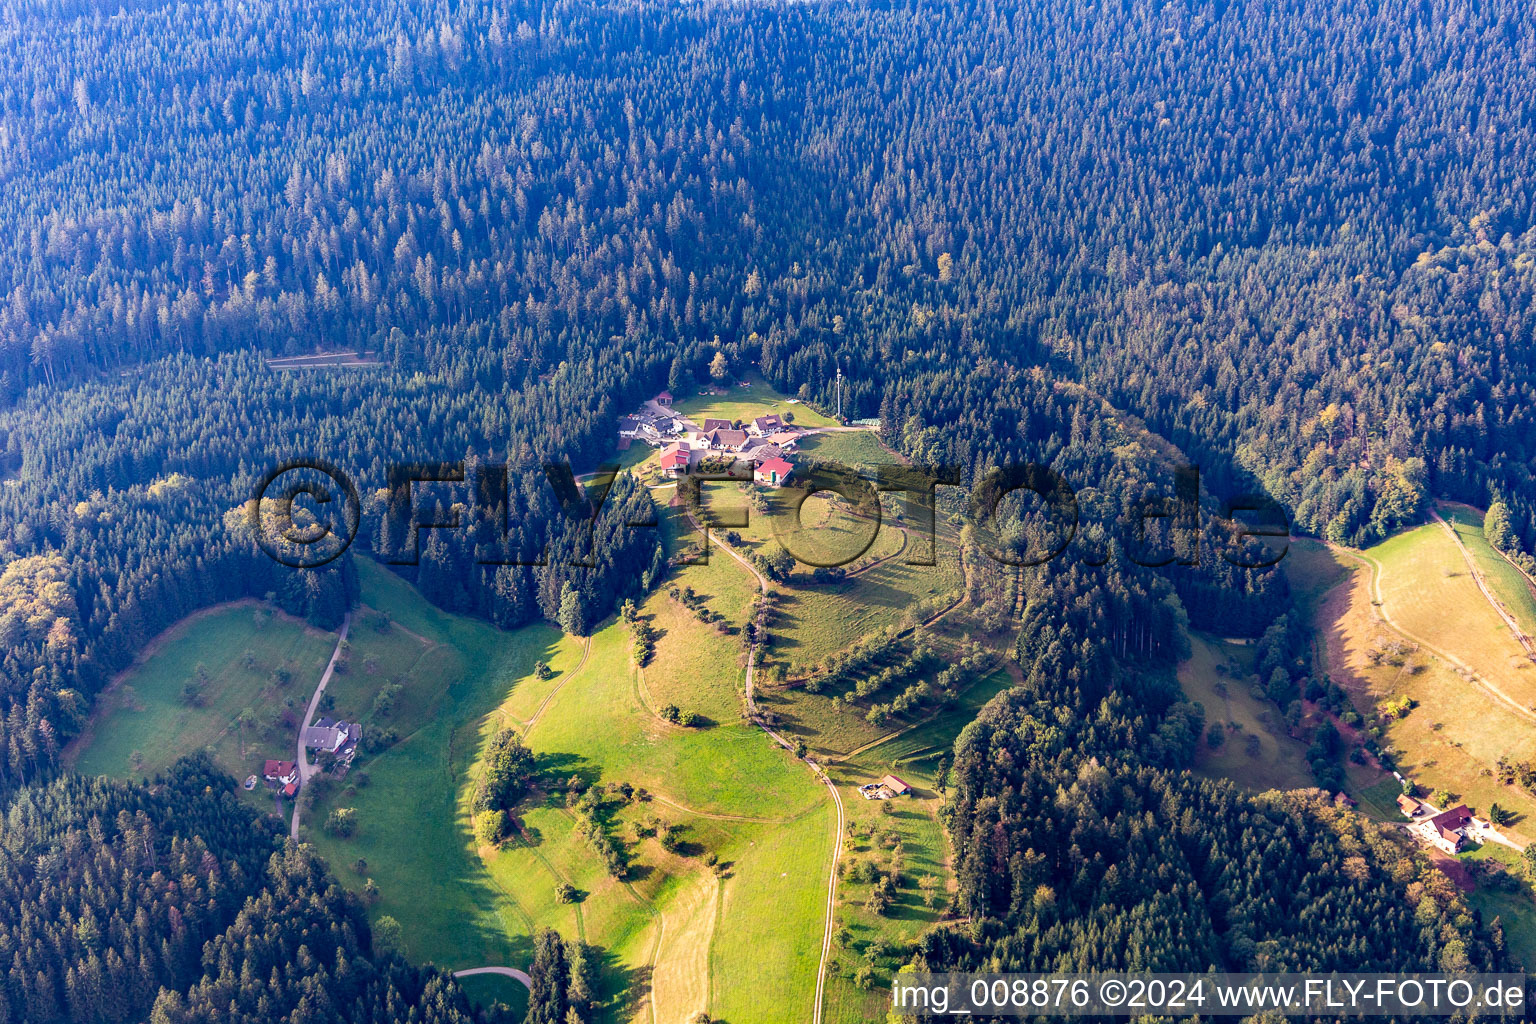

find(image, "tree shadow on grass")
[594,946,648,1023]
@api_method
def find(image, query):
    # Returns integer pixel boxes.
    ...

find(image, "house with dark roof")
[741,444,784,465]
[702,418,734,432]
[304,717,361,756]
[750,414,784,436]
[1409,804,1475,854]
[709,428,750,450]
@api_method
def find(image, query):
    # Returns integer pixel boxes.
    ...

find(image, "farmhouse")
[741,443,784,465]
[702,418,734,432]
[263,759,298,786]
[709,428,750,450]
[750,414,784,436]
[660,443,693,476]
[754,456,793,487]
[1415,804,1475,855]
[304,717,361,755]
[1396,793,1424,817]
[858,774,914,800]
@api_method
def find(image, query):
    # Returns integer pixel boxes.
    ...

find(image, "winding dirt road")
[521,635,594,734]
[1343,546,1536,728]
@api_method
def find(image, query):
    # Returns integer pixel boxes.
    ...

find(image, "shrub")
[475,809,507,846]
[325,807,357,837]
[475,728,537,812]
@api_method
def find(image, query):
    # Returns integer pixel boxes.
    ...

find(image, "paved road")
[452,966,532,988]
[291,611,352,841]
[698,523,845,1024]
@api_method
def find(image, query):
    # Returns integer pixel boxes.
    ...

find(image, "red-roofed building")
[1415,804,1475,854]
[754,456,793,487]
[263,760,298,786]
[656,391,674,407]
[660,443,692,476]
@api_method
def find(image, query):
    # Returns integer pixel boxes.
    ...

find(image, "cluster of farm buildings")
[245,716,362,798]
[619,390,802,487]
[1397,793,1487,855]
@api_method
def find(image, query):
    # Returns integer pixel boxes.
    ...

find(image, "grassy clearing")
[1176,633,1316,791]
[671,369,837,429]
[708,806,835,1024]
[1287,531,1536,843]
[792,430,894,470]
[768,556,961,673]
[1368,522,1536,709]
[1441,502,1536,639]
[67,602,336,812]
[455,974,530,1018]
[639,591,750,728]
[1459,842,1536,969]
[305,560,831,1021]
[305,560,565,972]
[1283,538,1352,619]
[814,681,985,1022]
[527,625,817,819]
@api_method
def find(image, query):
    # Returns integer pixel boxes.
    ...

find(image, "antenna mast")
[836,366,843,421]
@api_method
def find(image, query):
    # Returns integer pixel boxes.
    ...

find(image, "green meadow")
[1441,502,1536,638]
[67,421,1002,1021]
[66,601,337,813]
[1177,632,1315,792]
[670,369,838,429]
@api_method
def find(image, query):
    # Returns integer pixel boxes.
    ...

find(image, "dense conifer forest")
[1,0,1533,1014]
[0,754,480,1024]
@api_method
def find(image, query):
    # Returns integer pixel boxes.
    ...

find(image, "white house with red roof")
[263,759,299,788]
[660,443,693,475]
[754,456,793,486]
